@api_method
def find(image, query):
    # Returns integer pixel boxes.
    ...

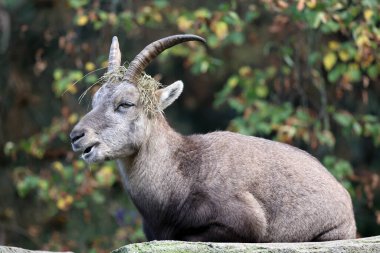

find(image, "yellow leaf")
[214,21,228,40]
[65,195,74,205]
[136,15,145,25]
[328,41,340,50]
[277,125,296,142]
[100,165,113,175]
[57,198,66,210]
[338,49,350,62]
[239,66,252,77]
[85,62,96,72]
[152,12,162,23]
[66,84,77,94]
[68,113,78,125]
[364,9,373,21]
[38,180,48,190]
[96,166,115,186]
[194,8,211,19]
[306,0,317,9]
[75,160,85,170]
[227,76,239,88]
[108,13,117,25]
[348,63,359,71]
[52,161,64,173]
[323,52,337,71]
[77,15,88,26]
[177,16,193,31]
[142,6,152,13]
[56,195,74,210]
[101,61,108,68]
[200,61,209,73]
[356,34,370,47]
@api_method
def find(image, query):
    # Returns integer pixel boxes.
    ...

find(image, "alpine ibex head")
[70,35,205,163]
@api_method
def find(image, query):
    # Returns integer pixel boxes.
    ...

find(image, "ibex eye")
[116,102,134,111]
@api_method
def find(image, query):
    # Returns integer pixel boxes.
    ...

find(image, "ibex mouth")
[84,145,94,154]
[82,143,99,158]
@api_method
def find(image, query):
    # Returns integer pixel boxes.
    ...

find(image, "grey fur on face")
[70,35,356,242]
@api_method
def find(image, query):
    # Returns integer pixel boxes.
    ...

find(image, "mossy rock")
[1,236,380,253]
[112,236,380,253]
[0,247,71,253]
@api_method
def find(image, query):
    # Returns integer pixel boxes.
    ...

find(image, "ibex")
[70,34,356,242]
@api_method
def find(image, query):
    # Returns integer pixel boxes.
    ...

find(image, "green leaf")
[347,68,361,82]
[74,200,88,209]
[153,0,169,9]
[323,156,353,180]
[255,85,269,98]
[362,114,378,123]
[68,0,88,9]
[85,74,98,84]
[75,174,85,184]
[308,52,321,65]
[327,64,346,83]
[317,130,335,147]
[367,65,379,79]
[333,112,353,127]
[311,12,325,28]
[53,69,63,80]
[228,98,245,113]
[228,32,245,45]
[92,191,105,204]
[353,122,362,135]
[3,141,16,156]
[245,10,260,22]
[321,20,340,33]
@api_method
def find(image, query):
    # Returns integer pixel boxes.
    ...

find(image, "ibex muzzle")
[70,34,356,242]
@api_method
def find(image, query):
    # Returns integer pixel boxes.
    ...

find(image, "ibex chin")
[70,34,356,242]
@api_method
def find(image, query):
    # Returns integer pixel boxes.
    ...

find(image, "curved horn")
[107,36,121,72]
[126,34,206,83]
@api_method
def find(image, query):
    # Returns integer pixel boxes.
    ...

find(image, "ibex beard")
[70,34,356,242]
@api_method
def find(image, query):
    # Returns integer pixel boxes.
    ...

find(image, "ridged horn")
[126,34,206,83]
[107,36,121,72]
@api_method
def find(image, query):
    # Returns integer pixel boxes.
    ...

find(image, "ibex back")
[70,34,356,242]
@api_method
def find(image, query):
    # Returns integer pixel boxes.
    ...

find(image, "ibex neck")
[141,115,184,158]
[117,115,189,221]
[148,115,183,144]
[118,115,184,183]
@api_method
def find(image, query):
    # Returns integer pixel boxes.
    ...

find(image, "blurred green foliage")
[0,0,380,252]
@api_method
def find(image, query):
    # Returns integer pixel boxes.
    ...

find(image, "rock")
[1,236,380,253]
[0,246,72,253]
[112,236,380,253]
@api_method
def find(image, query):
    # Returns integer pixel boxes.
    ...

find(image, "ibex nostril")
[71,132,85,143]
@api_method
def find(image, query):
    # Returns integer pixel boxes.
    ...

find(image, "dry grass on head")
[92,66,162,117]
[136,72,163,117]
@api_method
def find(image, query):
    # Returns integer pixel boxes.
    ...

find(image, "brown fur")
[117,116,356,242]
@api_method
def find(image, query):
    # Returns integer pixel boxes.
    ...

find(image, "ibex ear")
[156,81,184,110]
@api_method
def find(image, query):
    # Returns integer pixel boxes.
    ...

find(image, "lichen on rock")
[111,236,380,253]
